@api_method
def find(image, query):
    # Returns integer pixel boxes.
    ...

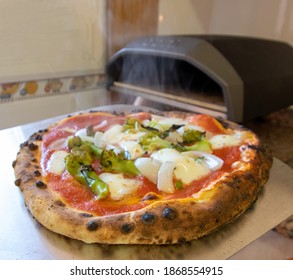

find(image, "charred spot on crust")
[243,172,255,181]
[20,141,29,148]
[141,213,156,225]
[12,160,17,168]
[247,144,258,151]
[141,192,159,201]
[226,177,243,188]
[165,237,173,244]
[87,220,101,231]
[29,133,43,141]
[54,200,65,207]
[28,142,38,151]
[35,134,42,141]
[31,129,48,136]
[80,213,94,218]
[14,178,21,186]
[36,180,47,188]
[177,237,187,244]
[111,110,125,116]
[199,223,205,229]
[162,207,177,220]
[33,170,41,177]
[121,223,134,234]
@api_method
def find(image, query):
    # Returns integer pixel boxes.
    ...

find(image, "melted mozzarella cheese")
[208,134,242,149]
[94,126,146,158]
[174,157,210,184]
[176,124,205,135]
[143,117,187,131]
[47,150,68,175]
[151,148,211,185]
[157,117,187,127]
[74,128,95,143]
[119,140,145,159]
[97,125,123,148]
[182,151,223,171]
[99,173,141,201]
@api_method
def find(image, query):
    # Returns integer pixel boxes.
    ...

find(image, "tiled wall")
[0,73,105,103]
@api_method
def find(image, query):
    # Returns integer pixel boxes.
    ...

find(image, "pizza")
[13,110,272,244]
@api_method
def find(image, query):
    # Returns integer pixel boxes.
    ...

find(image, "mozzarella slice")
[119,140,145,159]
[182,151,223,171]
[99,173,141,201]
[176,124,205,135]
[143,116,187,131]
[47,151,68,175]
[151,148,211,186]
[209,134,242,149]
[157,117,187,127]
[174,157,210,184]
[97,124,123,148]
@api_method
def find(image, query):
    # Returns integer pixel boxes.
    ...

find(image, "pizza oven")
[106,35,293,123]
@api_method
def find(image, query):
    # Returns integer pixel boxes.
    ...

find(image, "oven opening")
[108,53,227,117]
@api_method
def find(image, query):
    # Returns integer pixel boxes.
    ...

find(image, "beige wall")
[158,0,293,45]
[0,0,106,83]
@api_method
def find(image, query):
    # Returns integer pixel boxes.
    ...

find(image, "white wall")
[0,0,106,83]
[158,0,293,45]
[0,89,109,129]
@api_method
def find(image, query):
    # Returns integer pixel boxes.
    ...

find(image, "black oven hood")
[106,35,293,122]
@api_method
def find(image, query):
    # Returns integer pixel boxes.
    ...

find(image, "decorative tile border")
[0,73,106,103]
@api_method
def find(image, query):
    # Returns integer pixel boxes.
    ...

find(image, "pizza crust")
[13,111,272,244]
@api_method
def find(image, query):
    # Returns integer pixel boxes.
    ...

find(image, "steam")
[114,50,223,109]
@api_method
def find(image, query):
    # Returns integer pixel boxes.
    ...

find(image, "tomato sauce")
[185,114,226,134]
[57,113,118,131]
[213,146,240,171]
[47,172,148,215]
